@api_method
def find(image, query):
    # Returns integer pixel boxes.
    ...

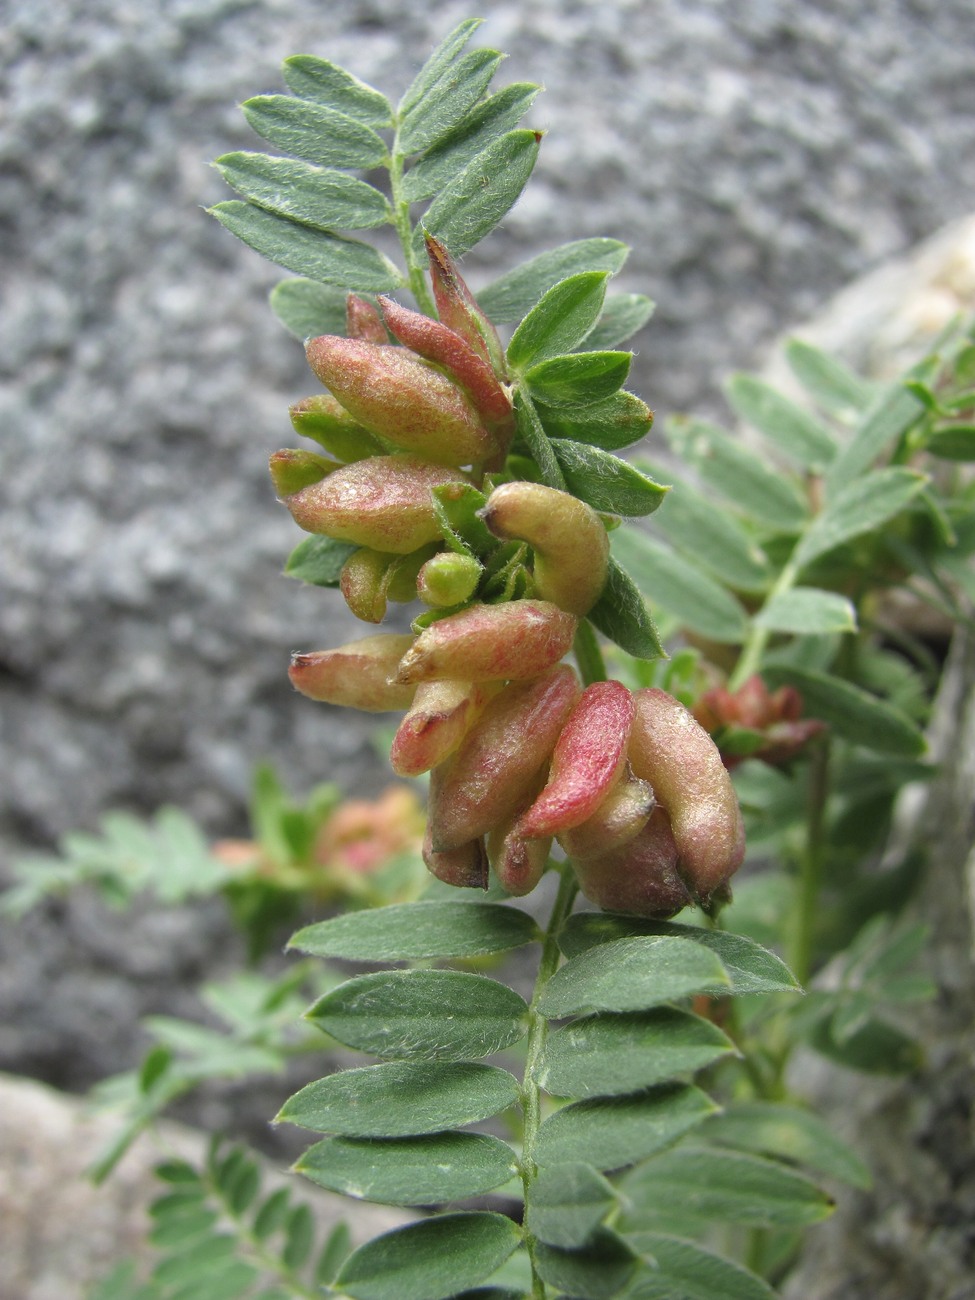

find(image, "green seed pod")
[628,687,745,899]
[306,336,501,468]
[289,395,386,463]
[480,481,610,615]
[395,599,577,685]
[284,455,470,554]
[288,634,417,712]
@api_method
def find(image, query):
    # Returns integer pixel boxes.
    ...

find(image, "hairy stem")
[520,863,579,1297]
[728,556,800,691]
[388,139,436,317]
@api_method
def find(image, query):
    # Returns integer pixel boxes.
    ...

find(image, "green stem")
[521,863,579,1297]
[209,1168,321,1300]
[728,556,800,691]
[789,733,830,987]
[388,140,436,316]
[573,619,608,687]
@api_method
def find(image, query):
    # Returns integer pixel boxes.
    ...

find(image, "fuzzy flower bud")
[390,679,495,778]
[427,664,580,852]
[425,233,507,378]
[422,822,489,890]
[488,804,552,898]
[283,454,469,554]
[556,770,655,862]
[516,680,634,839]
[395,599,577,685]
[305,336,501,468]
[570,808,692,919]
[629,688,745,899]
[339,545,436,624]
[289,395,385,464]
[346,293,388,343]
[268,448,337,497]
[480,481,610,616]
[288,634,417,712]
[416,551,483,608]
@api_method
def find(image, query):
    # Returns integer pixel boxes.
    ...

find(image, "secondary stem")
[789,733,830,987]
[728,556,800,691]
[574,619,608,686]
[520,863,579,1297]
[388,140,436,317]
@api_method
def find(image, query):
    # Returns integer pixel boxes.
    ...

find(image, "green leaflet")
[539,1009,736,1099]
[924,423,975,460]
[534,1228,639,1299]
[337,1213,521,1300]
[537,936,730,1018]
[666,416,808,532]
[269,278,348,340]
[512,387,569,491]
[288,900,540,960]
[753,588,858,635]
[526,1163,618,1249]
[281,54,392,126]
[305,969,529,1061]
[587,554,665,661]
[622,1233,778,1300]
[507,272,610,369]
[398,18,482,117]
[785,338,874,422]
[793,466,929,568]
[209,202,402,292]
[215,153,391,231]
[725,373,838,468]
[612,528,749,644]
[704,1102,872,1190]
[413,129,541,259]
[296,1133,517,1206]
[585,294,656,350]
[479,239,630,323]
[807,1011,924,1074]
[403,83,541,203]
[524,350,632,408]
[557,914,801,997]
[277,1061,520,1136]
[535,1085,717,1171]
[825,380,926,489]
[552,441,668,516]
[619,1147,835,1231]
[284,535,358,587]
[242,95,389,169]
[398,48,504,156]
[761,664,926,757]
[540,390,654,451]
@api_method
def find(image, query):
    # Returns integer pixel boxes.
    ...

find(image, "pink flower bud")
[283,455,469,554]
[629,688,745,899]
[288,634,417,712]
[425,233,507,379]
[570,808,692,919]
[556,770,655,862]
[268,448,337,497]
[428,664,580,852]
[289,395,386,464]
[346,293,388,343]
[395,600,578,685]
[516,681,634,839]
[390,679,496,778]
[480,481,610,616]
[305,336,501,467]
[379,295,514,434]
[422,823,489,890]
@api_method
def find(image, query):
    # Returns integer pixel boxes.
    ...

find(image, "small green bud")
[289,395,386,463]
[416,551,483,608]
[268,448,337,497]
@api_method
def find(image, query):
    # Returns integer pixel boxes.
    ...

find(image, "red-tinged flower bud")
[288,634,417,712]
[395,599,577,685]
[379,296,514,435]
[422,823,489,890]
[284,455,469,554]
[480,481,610,616]
[289,395,386,464]
[305,336,501,468]
[416,551,483,608]
[346,293,388,343]
[516,681,634,839]
[268,448,337,497]
[693,674,825,769]
[488,811,552,897]
[390,678,496,778]
[428,664,580,852]
[629,688,745,899]
[425,233,507,378]
[570,808,692,919]
[556,770,655,862]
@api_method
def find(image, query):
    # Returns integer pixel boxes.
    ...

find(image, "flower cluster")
[275,238,744,917]
[694,674,825,769]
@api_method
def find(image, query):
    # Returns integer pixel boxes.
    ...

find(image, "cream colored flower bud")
[480,481,610,616]
[556,770,655,862]
[395,600,577,685]
[288,634,416,713]
[390,679,496,778]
